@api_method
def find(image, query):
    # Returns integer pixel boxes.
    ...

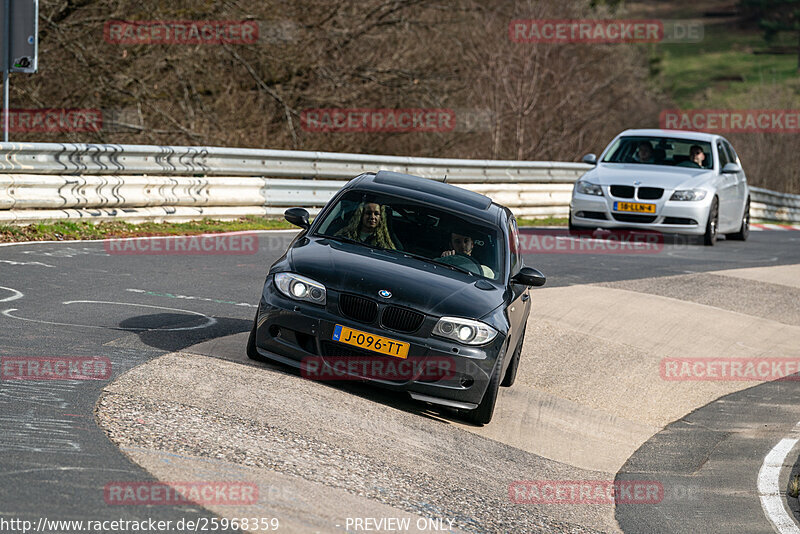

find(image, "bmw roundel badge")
[378,289,392,298]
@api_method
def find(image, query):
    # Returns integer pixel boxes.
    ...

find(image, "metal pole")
[2,0,10,142]
[3,71,8,143]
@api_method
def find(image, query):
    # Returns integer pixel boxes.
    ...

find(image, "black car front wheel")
[464,345,506,425]
[246,312,265,361]
[501,324,526,388]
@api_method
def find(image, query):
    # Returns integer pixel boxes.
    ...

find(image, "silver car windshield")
[314,190,503,280]
[602,136,714,169]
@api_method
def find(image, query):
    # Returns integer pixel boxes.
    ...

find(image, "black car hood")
[286,237,504,318]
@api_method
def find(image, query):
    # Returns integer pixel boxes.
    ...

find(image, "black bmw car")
[247,170,545,424]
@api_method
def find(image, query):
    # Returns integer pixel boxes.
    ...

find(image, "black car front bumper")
[252,277,508,409]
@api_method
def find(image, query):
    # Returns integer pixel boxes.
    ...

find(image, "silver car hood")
[583,163,714,190]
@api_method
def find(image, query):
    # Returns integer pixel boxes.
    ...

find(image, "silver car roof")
[616,129,720,142]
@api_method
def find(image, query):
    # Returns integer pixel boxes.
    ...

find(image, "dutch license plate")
[613,201,656,214]
[332,324,409,359]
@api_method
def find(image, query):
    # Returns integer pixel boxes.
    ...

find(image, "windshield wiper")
[321,236,476,276]
[392,249,475,277]
[318,233,373,249]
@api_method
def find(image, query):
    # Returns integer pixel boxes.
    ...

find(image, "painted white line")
[0,259,55,268]
[0,229,300,248]
[759,422,800,534]
[0,286,24,303]
[126,288,257,308]
[0,466,135,477]
[2,301,217,331]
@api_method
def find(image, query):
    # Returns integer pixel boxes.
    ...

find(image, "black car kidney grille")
[381,306,425,333]
[339,294,378,323]
[610,185,635,198]
[638,187,664,200]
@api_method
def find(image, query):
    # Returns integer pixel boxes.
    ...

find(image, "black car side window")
[508,217,520,275]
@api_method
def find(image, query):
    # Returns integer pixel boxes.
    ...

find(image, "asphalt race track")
[1,227,800,533]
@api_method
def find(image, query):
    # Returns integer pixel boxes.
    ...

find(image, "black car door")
[505,216,529,363]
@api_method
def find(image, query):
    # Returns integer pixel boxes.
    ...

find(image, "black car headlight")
[433,317,498,345]
[274,273,326,305]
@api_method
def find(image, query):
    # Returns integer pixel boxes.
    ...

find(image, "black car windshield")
[314,190,503,281]
[602,136,714,169]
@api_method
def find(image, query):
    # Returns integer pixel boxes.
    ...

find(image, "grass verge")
[0,216,572,243]
[0,217,295,243]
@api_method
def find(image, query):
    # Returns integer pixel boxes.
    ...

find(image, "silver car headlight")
[575,180,604,196]
[433,317,498,345]
[670,189,707,201]
[274,273,326,305]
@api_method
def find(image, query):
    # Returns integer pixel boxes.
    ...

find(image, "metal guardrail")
[750,186,800,223]
[0,142,797,224]
[0,142,589,181]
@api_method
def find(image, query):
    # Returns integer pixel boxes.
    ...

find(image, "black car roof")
[348,171,501,224]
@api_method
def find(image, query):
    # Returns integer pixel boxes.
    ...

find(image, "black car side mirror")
[512,267,546,287]
[285,207,310,229]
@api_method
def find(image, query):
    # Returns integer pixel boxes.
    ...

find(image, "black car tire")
[727,198,750,241]
[464,343,505,425]
[501,324,526,388]
[703,197,719,246]
[246,313,265,362]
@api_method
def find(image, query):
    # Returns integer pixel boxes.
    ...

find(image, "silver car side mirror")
[582,153,597,165]
[721,162,742,174]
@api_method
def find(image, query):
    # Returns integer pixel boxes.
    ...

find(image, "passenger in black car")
[337,201,397,249]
